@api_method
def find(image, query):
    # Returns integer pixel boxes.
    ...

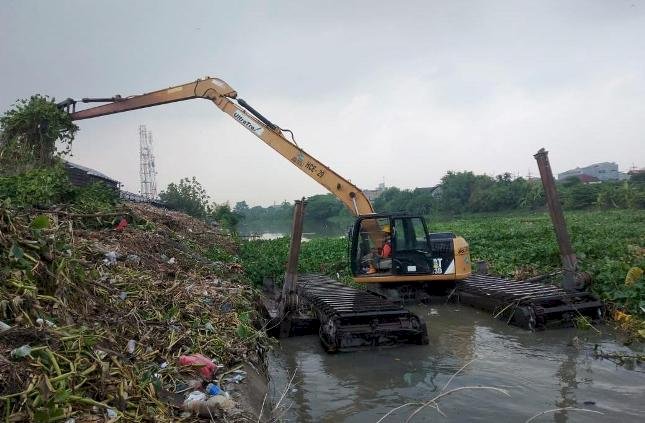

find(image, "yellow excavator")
[58,77,471,300]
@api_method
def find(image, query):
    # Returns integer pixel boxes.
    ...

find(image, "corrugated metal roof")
[64,161,120,184]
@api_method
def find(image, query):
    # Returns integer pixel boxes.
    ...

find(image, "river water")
[268,303,644,422]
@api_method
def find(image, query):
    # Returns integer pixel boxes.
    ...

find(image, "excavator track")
[453,274,604,330]
[297,274,428,352]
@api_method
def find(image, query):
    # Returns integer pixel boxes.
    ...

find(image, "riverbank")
[0,201,271,421]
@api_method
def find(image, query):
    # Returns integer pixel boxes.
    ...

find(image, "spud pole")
[534,148,577,292]
[279,198,307,337]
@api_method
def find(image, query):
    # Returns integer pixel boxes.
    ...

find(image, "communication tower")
[139,125,158,200]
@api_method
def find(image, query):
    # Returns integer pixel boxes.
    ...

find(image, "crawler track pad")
[455,274,604,330]
[297,274,428,352]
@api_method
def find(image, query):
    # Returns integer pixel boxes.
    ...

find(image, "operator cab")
[349,214,457,277]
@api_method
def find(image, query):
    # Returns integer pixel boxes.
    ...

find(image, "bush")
[159,177,210,218]
[0,95,78,173]
[73,182,119,213]
[0,162,74,207]
[0,162,118,214]
[209,203,242,233]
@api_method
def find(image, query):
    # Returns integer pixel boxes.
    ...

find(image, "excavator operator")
[381,225,392,258]
[365,225,392,274]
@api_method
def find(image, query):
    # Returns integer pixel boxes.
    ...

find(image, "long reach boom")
[59,77,374,215]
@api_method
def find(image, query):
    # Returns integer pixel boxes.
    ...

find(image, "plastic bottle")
[206,383,222,396]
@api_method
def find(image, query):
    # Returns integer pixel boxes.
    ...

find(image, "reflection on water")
[239,220,348,240]
[269,304,645,422]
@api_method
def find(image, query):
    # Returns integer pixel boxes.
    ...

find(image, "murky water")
[268,304,644,422]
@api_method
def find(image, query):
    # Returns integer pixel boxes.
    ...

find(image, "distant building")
[363,182,386,201]
[627,167,645,178]
[576,174,600,184]
[557,162,628,182]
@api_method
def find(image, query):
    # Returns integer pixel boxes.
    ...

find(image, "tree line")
[158,177,242,231]
[233,170,645,228]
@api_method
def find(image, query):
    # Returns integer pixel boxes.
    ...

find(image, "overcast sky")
[1,0,643,206]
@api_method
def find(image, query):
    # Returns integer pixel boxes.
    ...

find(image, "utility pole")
[139,125,158,201]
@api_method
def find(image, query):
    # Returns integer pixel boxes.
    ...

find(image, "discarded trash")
[185,379,203,390]
[184,391,235,415]
[115,218,128,231]
[183,391,208,413]
[224,369,247,384]
[208,395,235,411]
[103,251,118,266]
[36,318,56,327]
[0,320,12,332]
[219,302,233,313]
[106,408,118,418]
[206,383,223,396]
[160,361,168,369]
[126,339,136,354]
[179,353,217,379]
[10,344,32,359]
[231,374,246,383]
[168,257,176,265]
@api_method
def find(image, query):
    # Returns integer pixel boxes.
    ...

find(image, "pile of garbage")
[0,201,269,421]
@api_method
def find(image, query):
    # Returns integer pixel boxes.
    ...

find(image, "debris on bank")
[0,201,270,421]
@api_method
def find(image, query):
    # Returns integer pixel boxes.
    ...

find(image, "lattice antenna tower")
[139,125,158,200]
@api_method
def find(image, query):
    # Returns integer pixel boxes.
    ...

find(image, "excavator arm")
[60,77,374,216]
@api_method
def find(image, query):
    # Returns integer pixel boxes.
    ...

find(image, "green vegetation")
[211,203,242,232]
[0,162,74,207]
[159,177,242,231]
[240,237,351,286]
[238,171,645,232]
[159,176,211,218]
[0,97,117,213]
[431,210,644,315]
[0,95,77,173]
[0,163,118,213]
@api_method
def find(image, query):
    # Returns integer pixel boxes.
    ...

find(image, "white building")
[363,182,386,201]
[557,162,628,182]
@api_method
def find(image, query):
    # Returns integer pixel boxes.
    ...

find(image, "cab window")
[392,217,429,252]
